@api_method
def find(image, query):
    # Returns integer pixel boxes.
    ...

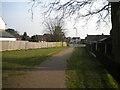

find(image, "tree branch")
[31,0,111,28]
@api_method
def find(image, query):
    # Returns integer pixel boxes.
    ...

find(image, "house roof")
[86,35,110,43]
[86,35,96,42]
[0,30,15,38]
[99,37,111,42]
[72,37,80,39]
[108,0,120,2]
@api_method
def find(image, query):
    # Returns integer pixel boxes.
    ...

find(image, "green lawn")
[66,47,120,88]
[2,47,68,70]
[2,47,68,85]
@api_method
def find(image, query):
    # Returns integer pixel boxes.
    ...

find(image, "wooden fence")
[86,38,120,83]
[0,41,67,51]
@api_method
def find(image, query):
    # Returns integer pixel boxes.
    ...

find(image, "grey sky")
[0,0,111,39]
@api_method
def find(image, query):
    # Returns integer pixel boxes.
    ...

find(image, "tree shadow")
[2,48,73,71]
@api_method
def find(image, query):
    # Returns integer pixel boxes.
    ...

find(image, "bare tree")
[31,0,111,28]
[29,1,120,66]
[44,17,66,42]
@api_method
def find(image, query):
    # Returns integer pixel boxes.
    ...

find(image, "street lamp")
[73,27,77,47]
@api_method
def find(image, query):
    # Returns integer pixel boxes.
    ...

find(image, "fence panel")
[0,41,67,51]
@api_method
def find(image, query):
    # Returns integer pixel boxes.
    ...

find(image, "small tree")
[31,35,39,42]
[66,37,71,46]
[22,32,28,41]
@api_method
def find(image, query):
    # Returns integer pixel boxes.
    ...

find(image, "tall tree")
[44,17,66,42]
[66,37,71,46]
[31,35,39,42]
[22,32,28,41]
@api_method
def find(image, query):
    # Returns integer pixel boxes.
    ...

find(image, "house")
[0,17,5,30]
[43,34,51,42]
[36,35,45,42]
[85,34,110,53]
[0,30,16,41]
[80,39,86,44]
[5,28,21,40]
[30,34,51,42]
[71,37,81,44]
[0,17,16,41]
[85,34,110,44]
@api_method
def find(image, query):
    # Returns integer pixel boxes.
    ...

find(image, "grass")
[66,47,120,88]
[2,47,68,70]
[2,47,68,83]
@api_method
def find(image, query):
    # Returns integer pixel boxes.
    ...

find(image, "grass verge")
[2,47,68,81]
[2,47,68,70]
[66,47,120,88]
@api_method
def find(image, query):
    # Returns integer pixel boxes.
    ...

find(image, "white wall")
[0,38,16,41]
[0,17,5,30]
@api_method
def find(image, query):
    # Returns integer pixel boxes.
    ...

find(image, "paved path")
[4,47,74,88]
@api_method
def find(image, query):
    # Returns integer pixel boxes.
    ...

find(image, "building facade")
[0,17,16,41]
[0,17,5,30]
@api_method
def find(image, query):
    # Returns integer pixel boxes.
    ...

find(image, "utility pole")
[74,27,77,47]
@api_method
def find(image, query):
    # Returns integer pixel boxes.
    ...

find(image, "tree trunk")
[110,2,120,83]
[111,2,120,64]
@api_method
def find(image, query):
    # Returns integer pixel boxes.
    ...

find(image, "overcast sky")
[0,0,112,39]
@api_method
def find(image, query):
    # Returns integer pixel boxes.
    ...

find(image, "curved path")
[4,47,74,88]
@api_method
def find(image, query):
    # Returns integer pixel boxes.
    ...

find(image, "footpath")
[4,47,74,88]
